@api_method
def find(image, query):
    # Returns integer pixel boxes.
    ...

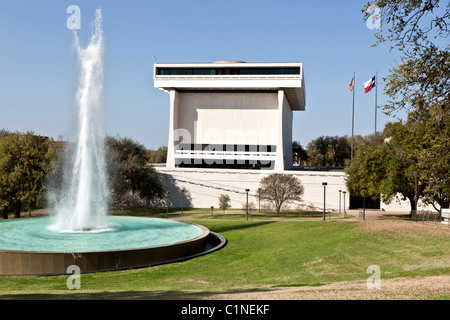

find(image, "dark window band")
[157,67,300,76]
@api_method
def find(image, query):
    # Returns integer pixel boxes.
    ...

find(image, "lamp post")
[339,190,342,213]
[413,171,419,220]
[322,182,327,221]
[343,191,347,217]
[245,189,250,222]
[362,188,367,221]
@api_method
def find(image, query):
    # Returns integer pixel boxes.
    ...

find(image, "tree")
[292,141,308,165]
[259,173,304,215]
[328,136,352,166]
[363,0,449,55]
[306,136,351,166]
[346,126,424,213]
[241,201,256,215]
[148,146,168,163]
[0,132,55,218]
[362,0,450,210]
[345,133,385,202]
[306,136,329,166]
[397,111,450,211]
[105,136,164,207]
[218,194,231,214]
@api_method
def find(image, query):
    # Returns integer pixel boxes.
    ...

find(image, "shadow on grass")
[208,221,275,234]
[0,287,275,300]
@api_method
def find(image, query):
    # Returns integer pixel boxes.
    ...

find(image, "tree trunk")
[276,202,283,215]
[2,208,8,219]
[13,201,21,219]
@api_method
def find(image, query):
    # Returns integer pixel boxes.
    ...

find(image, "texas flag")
[363,76,376,93]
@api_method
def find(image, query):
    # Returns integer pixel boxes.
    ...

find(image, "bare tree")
[259,173,304,215]
[241,201,256,214]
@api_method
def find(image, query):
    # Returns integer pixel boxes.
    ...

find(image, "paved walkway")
[344,209,411,221]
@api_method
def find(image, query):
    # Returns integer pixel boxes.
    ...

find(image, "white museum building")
[153,60,417,213]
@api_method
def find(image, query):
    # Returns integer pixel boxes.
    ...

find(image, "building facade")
[154,60,305,171]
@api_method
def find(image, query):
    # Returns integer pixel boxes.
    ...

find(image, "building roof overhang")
[153,62,306,111]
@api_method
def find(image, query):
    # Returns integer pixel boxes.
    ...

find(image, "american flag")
[348,77,355,92]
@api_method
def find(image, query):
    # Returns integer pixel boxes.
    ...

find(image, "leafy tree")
[346,125,425,213]
[0,132,55,218]
[400,111,450,211]
[328,136,352,166]
[292,141,308,165]
[382,45,449,116]
[218,194,231,214]
[259,173,304,215]
[306,136,329,166]
[105,136,164,207]
[345,133,385,201]
[364,0,449,55]
[148,146,168,163]
[362,0,450,210]
[306,136,351,166]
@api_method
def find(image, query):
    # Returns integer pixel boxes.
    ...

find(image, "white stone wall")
[175,91,279,146]
[156,167,348,212]
[155,168,432,213]
[380,193,436,212]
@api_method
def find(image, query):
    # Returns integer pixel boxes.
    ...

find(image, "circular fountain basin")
[0,216,214,276]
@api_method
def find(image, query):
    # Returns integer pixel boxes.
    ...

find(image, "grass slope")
[0,217,449,299]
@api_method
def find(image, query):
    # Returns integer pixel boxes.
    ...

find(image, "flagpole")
[375,71,377,135]
[351,72,355,159]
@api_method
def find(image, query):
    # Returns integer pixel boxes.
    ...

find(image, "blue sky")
[0,0,406,149]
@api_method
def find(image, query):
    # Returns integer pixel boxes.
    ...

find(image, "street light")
[362,188,367,221]
[343,191,347,217]
[245,189,250,222]
[322,182,327,221]
[413,171,419,220]
[339,190,342,213]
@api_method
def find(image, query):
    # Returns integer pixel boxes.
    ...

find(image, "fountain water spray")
[49,8,111,232]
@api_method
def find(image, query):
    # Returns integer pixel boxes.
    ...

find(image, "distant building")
[153,61,345,211]
[154,60,305,171]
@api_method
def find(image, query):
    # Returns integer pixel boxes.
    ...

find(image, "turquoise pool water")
[0,216,204,252]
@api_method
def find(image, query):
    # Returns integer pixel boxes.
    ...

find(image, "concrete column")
[282,98,293,171]
[166,89,177,168]
[275,89,285,172]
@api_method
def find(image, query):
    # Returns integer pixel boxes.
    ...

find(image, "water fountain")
[49,7,110,233]
[0,9,225,276]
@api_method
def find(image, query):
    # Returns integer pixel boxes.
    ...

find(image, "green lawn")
[0,213,449,299]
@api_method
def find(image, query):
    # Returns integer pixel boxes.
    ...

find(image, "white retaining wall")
[156,167,348,212]
[155,167,437,213]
